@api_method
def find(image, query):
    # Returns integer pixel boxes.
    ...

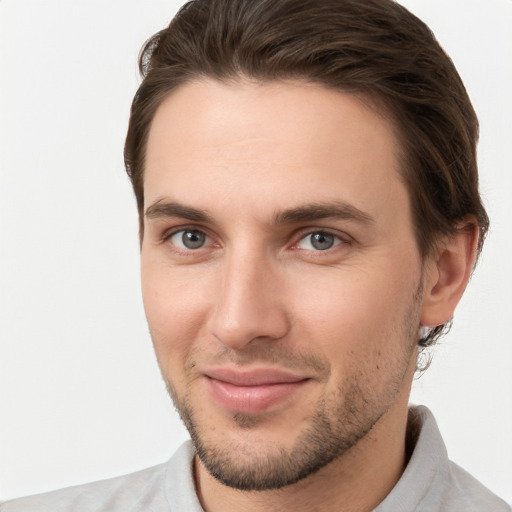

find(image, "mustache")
[185,344,329,375]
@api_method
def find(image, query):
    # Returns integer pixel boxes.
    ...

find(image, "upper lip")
[204,367,310,386]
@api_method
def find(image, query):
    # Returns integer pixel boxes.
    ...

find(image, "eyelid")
[295,226,351,241]
[162,224,218,252]
[291,227,352,250]
[158,223,351,252]
[162,224,209,240]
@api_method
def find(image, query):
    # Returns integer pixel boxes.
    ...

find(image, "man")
[2,0,509,510]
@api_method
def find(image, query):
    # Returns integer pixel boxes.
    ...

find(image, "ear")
[420,220,480,328]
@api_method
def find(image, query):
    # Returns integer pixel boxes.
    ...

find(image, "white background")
[0,0,511,504]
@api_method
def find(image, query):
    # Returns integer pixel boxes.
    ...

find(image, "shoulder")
[0,463,168,512]
[444,461,511,512]
[376,406,510,512]
[1,441,200,512]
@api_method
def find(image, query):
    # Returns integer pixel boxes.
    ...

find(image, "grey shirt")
[2,406,509,511]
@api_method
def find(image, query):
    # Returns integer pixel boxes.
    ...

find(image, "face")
[141,79,423,490]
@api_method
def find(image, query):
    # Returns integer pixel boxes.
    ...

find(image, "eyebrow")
[145,200,214,223]
[274,201,375,226]
[145,199,375,226]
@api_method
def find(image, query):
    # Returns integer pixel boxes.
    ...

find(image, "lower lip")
[206,378,308,415]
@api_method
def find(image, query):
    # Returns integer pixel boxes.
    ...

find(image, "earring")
[418,325,431,347]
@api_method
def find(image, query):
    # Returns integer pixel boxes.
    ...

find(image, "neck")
[194,365,415,512]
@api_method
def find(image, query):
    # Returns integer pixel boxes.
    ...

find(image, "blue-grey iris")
[310,232,335,250]
[182,230,205,249]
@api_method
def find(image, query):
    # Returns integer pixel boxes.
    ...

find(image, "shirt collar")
[374,405,449,511]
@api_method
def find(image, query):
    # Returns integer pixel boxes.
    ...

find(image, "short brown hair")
[124,0,489,345]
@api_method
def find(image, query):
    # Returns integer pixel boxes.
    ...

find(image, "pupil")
[311,233,334,250]
[182,230,205,249]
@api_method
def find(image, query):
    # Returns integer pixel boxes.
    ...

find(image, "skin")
[140,79,477,512]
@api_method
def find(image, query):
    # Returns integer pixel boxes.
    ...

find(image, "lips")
[204,368,309,415]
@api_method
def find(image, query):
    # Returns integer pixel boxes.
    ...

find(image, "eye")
[296,231,342,251]
[169,229,209,250]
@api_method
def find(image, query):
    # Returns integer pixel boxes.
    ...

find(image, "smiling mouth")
[204,368,310,415]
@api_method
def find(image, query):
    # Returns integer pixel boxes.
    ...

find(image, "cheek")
[289,263,419,361]
[291,269,399,331]
[141,261,212,367]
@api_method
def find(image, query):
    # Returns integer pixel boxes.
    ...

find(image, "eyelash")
[162,226,216,253]
[293,230,347,252]
[162,226,350,254]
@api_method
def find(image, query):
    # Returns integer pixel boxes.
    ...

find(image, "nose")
[206,251,290,350]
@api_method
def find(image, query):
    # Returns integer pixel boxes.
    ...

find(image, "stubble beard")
[162,283,422,491]
[166,377,389,491]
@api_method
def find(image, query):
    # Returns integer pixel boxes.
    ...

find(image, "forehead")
[144,79,408,227]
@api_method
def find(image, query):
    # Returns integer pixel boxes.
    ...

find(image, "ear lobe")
[420,221,480,328]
